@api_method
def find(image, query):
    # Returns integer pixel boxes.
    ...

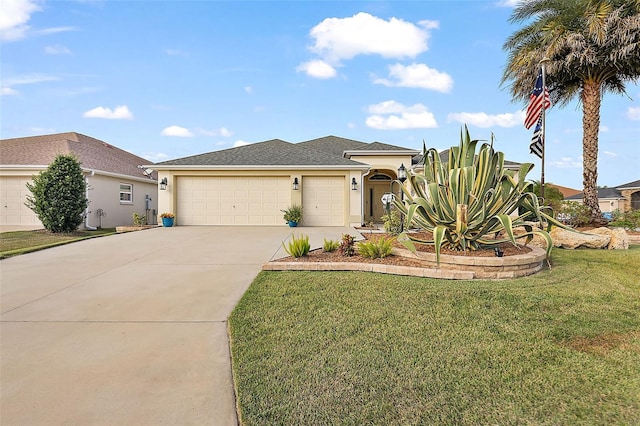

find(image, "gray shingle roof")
[565,187,624,200]
[0,132,156,180]
[155,139,367,167]
[411,149,522,168]
[617,179,640,189]
[297,135,369,157]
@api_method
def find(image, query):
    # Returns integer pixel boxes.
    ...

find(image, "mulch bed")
[276,232,532,266]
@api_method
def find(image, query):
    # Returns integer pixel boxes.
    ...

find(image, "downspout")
[85,170,97,230]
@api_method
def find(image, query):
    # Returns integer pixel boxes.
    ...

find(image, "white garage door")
[177,176,290,225]
[0,177,42,227]
[302,176,345,226]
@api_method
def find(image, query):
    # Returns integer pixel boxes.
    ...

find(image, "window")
[119,183,133,203]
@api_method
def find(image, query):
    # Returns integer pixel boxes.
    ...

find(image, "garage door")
[302,176,345,226]
[177,176,290,225]
[0,177,42,226]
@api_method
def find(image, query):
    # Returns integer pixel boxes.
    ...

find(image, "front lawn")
[0,228,116,258]
[229,246,640,425]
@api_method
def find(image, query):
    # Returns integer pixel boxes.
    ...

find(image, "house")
[0,132,158,229]
[547,183,581,198]
[148,135,523,227]
[564,179,640,218]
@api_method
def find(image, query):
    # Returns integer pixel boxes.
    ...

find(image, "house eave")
[144,164,371,171]
[0,165,157,184]
[343,150,420,159]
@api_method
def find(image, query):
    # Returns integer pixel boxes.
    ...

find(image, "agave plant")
[395,125,565,264]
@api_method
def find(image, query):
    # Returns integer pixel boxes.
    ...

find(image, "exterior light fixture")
[293,177,299,190]
[397,163,407,183]
[351,177,358,191]
[159,177,168,190]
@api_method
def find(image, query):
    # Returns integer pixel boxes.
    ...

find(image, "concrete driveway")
[0,225,359,425]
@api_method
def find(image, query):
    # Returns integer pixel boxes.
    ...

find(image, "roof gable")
[0,132,155,180]
[155,138,366,167]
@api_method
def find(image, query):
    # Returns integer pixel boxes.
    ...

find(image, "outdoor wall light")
[351,177,358,191]
[159,177,168,190]
[397,163,407,183]
[293,177,299,190]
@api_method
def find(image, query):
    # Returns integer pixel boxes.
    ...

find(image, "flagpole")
[540,57,550,199]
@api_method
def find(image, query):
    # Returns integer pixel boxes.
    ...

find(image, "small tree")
[25,154,88,233]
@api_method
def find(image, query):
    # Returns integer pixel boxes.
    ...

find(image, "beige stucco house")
[565,179,640,217]
[0,132,158,229]
[148,135,523,227]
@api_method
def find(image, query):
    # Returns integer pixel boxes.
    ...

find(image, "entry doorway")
[364,172,394,223]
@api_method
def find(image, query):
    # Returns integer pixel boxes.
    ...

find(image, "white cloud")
[308,13,436,63]
[627,106,640,120]
[83,105,133,120]
[3,73,58,86]
[373,63,453,93]
[195,127,233,137]
[161,125,193,137]
[0,0,41,41]
[296,60,337,79]
[244,86,253,94]
[347,122,356,129]
[44,44,71,55]
[599,125,609,132]
[603,151,617,157]
[496,0,521,6]
[234,140,250,147]
[447,110,525,128]
[35,26,76,36]
[366,101,437,130]
[1,87,19,96]
[550,156,583,169]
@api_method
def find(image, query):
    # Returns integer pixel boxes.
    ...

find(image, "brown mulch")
[276,231,532,265]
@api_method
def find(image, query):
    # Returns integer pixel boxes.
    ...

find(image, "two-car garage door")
[176,175,345,226]
[177,176,290,225]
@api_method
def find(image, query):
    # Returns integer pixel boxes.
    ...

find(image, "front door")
[365,181,392,223]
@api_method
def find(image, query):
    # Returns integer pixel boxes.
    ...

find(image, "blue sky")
[2,0,638,190]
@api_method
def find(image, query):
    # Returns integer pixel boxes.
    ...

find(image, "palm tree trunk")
[581,79,604,224]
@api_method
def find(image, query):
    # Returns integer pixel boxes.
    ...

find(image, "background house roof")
[155,138,367,167]
[0,132,156,180]
[548,184,581,198]
[411,149,522,169]
[617,179,640,190]
[565,187,625,200]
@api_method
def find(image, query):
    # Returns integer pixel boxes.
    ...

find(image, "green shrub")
[557,201,592,227]
[381,210,402,235]
[25,154,88,233]
[322,238,339,252]
[340,233,355,257]
[609,209,640,230]
[132,213,146,226]
[357,237,394,259]
[282,234,310,258]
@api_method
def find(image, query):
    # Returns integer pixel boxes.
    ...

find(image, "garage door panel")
[302,177,345,226]
[177,176,290,226]
[0,177,42,226]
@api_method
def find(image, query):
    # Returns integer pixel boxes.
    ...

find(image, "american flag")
[530,116,543,159]
[524,70,550,129]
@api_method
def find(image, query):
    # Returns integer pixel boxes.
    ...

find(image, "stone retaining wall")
[264,245,547,280]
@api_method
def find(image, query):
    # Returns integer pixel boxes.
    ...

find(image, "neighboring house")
[564,179,640,218]
[0,132,158,229]
[547,183,581,198]
[148,135,523,227]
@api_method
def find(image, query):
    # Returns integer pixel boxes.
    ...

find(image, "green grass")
[229,246,640,425]
[0,228,116,258]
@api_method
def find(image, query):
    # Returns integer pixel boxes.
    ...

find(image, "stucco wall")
[86,173,158,228]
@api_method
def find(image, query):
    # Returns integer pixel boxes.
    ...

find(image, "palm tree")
[502,0,640,224]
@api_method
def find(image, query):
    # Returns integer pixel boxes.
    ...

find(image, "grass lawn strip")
[0,229,116,258]
[229,246,640,425]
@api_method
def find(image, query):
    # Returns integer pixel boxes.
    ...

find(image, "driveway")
[0,226,359,425]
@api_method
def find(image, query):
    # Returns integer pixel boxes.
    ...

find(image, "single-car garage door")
[0,176,42,227]
[302,176,345,226]
[177,176,290,225]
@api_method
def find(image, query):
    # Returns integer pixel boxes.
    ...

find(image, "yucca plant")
[395,125,567,264]
[282,234,310,258]
[357,237,395,259]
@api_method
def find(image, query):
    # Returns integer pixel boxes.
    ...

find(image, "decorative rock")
[587,227,629,250]
[549,227,610,249]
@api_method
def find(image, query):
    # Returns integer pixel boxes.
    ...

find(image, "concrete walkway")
[0,225,359,425]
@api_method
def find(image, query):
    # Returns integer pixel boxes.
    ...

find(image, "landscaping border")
[263,245,547,280]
